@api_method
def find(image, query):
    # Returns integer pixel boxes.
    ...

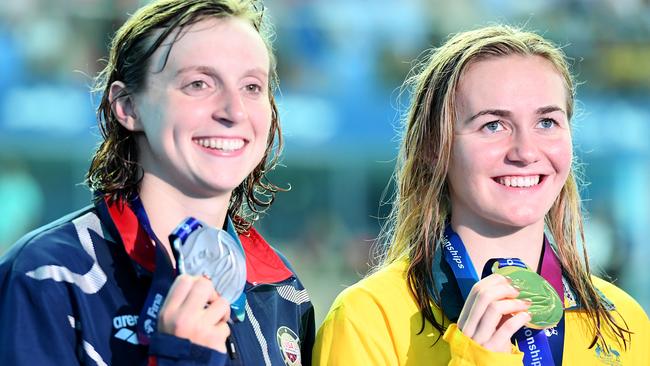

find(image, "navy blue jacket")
[0,196,314,365]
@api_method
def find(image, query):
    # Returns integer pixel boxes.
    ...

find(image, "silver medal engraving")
[176,224,247,304]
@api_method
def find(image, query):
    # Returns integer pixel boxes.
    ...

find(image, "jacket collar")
[95,194,293,284]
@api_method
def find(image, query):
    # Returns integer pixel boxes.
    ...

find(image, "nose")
[506,129,540,165]
[212,87,247,126]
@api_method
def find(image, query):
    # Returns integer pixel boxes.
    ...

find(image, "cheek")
[449,142,481,193]
[546,138,573,176]
[253,103,273,140]
[143,100,195,140]
[451,141,500,176]
[177,100,211,126]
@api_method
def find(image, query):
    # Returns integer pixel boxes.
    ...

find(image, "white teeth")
[194,138,244,152]
[498,175,540,188]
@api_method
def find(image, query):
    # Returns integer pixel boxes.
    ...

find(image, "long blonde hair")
[378,24,630,348]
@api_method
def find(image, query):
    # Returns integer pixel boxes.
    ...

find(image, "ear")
[109,81,142,131]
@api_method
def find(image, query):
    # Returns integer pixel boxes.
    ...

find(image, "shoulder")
[336,260,410,307]
[0,206,99,274]
[323,259,417,328]
[314,260,439,365]
[588,276,650,360]
[0,206,105,312]
[591,276,648,320]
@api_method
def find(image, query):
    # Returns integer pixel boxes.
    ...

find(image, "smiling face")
[126,16,272,199]
[447,54,572,232]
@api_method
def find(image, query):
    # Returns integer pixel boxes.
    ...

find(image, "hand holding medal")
[457,272,534,353]
[487,259,563,329]
[155,218,247,352]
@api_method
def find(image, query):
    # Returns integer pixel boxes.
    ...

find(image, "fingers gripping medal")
[169,217,247,321]
[489,259,563,329]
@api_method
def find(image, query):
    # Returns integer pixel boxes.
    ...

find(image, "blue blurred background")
[1,0,649,325]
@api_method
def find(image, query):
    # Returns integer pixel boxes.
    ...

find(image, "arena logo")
[113,314,139,345]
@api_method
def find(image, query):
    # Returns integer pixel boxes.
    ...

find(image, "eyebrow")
[176,65,216,76]
[465,105,566,124]
[175,65,268,79]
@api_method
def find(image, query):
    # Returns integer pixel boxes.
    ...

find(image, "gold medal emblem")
[492,263,563,329]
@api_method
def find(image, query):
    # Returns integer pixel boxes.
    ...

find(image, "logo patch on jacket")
[113,314,139,345]
[276,326,301,366]
[594,344,622,365]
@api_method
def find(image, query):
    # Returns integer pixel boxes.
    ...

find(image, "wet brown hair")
[87,0,283,232]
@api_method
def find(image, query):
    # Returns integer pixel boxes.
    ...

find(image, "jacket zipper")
[226,336,238,360]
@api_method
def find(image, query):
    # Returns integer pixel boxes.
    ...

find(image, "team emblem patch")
[594,344,622,366]
[276,326,301,366]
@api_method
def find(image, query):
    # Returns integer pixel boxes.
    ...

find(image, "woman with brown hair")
[314,25,648,365]
[0,1,314,365]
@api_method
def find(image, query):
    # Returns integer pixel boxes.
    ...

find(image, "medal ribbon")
[131,197,249,344]
[441,225,565,365]
[131,196,176,345]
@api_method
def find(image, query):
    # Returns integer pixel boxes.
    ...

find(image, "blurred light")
[278,95,338,145]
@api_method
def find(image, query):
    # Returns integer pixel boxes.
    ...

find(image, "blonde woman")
[314,25,648,365]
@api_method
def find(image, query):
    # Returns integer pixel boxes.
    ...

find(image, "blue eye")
[483,121,504,133]
[538,118,556,129]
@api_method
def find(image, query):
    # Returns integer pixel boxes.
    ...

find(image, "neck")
[451,219,545,274]
[138,173,231,256]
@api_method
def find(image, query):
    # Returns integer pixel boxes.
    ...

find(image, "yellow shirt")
[313,260,650,365]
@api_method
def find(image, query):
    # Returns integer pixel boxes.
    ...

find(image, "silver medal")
[174,221,247,304]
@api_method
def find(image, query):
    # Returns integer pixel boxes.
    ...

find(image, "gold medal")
[492,262,563,329]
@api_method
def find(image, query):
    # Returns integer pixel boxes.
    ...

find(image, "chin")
[190,178,242,198]
[211,182,244,194]
[200,173,248,189]
[494,213,545,230]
